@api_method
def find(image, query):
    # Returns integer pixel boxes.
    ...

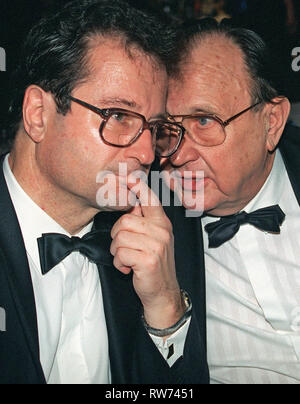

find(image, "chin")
[97,204,133,213]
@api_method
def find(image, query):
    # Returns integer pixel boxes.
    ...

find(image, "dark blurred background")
[0,0,300,153]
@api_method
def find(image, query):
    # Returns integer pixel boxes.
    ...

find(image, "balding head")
[164,20,290,216]
[171,18,282,106]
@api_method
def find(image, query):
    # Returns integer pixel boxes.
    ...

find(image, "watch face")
[181,290,191,310]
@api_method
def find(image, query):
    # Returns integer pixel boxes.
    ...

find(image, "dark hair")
[8,0,176,140]
[172,18,285,105]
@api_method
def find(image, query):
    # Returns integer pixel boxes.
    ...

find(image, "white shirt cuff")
[148,317,191,367]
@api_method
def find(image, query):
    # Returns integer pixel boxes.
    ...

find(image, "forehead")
[81,37,167,111]
[169,35,252,114]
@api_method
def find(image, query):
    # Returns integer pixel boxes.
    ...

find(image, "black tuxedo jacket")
[0,155,209,384]
[279,124,300,206]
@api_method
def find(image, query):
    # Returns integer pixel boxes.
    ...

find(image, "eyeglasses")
[159,102,262,157]
[68,96,184,158]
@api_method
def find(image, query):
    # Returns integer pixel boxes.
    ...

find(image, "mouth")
[181,177,206,192]
[116,170,149,183]
[169,171,208,192]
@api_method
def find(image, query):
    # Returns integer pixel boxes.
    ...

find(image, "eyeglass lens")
[155,123,183,157]
[181,116,226,147]
[103,112,145,146]
[103,112,183,157]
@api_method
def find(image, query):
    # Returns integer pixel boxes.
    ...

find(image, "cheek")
[37,134,86,192]
[199,143,243,194]
[37,117,124,199]
[208,130,266,195]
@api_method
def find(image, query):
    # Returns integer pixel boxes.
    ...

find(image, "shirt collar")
[243,150,285,213]
[202,150,286,225]
[3,154,94,271]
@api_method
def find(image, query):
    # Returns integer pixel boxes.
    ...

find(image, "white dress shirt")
[3,155,111,384]
[202,151,300,384]
[3,155,187,382]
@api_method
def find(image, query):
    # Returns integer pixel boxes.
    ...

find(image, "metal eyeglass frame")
[166,102,262,157]
[68,96,182,151]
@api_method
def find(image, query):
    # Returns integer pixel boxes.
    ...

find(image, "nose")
[168,135,200,167]
[124,129,155,166]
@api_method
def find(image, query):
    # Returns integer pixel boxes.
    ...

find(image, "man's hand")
[110,180,185,330]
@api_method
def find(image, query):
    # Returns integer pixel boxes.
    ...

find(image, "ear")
[22,85,53,143]
[265,97,291,152]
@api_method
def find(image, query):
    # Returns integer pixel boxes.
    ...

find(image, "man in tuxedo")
[162,19,300,383]
[0,0,209,384]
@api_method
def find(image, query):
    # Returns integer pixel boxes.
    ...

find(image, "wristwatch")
[142,290,192,338]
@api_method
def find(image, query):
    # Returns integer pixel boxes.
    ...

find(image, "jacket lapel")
[93,212,141,384]
[170,204,207,353]
[0,155,45,382]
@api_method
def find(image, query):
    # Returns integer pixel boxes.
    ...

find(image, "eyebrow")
[98,97,140,110]
[167,105,221,117]
[190,106,220,115]
[99,97,166,121]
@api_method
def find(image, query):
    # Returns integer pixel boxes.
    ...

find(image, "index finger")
[127,175,164,219]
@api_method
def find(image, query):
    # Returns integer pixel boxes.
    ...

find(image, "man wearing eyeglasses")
[161,18,300,384]
[0,0,209,384]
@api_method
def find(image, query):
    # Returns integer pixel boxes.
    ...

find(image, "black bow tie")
[204,205,286,248]
[37,230,113,275]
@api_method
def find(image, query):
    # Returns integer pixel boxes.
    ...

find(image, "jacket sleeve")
[130,313,209,384]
